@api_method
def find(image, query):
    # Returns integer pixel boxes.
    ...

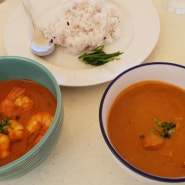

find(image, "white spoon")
[22,0,55,56]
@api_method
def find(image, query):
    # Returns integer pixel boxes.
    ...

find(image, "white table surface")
[1,0,185,184]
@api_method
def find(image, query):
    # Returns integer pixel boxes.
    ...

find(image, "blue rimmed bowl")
[0,56,63,180]
[99,62,185,184]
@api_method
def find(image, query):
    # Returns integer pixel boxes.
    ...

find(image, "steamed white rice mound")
[39,0,121,54]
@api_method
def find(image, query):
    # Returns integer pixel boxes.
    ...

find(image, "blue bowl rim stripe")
[99,62,185,183]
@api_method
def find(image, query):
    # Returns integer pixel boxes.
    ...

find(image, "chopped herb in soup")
[108,81,185,177]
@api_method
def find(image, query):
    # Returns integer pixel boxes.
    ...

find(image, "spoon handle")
[22,0,37,28]
[22,0,55,56]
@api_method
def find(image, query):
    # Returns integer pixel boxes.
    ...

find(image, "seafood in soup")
[0,79,56,166]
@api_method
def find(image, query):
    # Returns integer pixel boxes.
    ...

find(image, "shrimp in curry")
[0,80,56,166]
[0,87,33,117]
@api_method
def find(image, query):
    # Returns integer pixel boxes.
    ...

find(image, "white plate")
[4,0,160,86]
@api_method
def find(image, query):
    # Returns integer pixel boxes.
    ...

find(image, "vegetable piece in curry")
[108,80,185,177]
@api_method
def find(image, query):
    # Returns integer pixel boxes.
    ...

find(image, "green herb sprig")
[0,117,12,135]
[151,118,176,138]
[78,45,123,66]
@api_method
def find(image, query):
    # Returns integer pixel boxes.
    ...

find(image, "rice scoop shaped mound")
[39,0,121,54]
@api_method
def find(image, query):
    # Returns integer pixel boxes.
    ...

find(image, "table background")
[1,0,185,185]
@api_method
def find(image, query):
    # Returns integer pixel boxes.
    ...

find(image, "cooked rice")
[39,0,121,54]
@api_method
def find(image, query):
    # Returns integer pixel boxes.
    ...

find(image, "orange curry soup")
[0,79,56,166]
[108,80,185,177]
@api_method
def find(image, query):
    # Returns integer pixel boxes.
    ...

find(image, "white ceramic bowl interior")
[99,62,185,184]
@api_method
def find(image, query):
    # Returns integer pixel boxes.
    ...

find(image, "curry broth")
[108,81,185,177]
[0,79,56,166]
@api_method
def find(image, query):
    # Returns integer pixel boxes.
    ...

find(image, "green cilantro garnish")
[0,117,12,135]
[151,118,176,138]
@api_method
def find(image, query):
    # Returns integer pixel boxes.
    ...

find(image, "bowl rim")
[99,62,185,183]
[0,56,62,171]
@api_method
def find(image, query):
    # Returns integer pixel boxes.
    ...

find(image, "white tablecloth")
[1,0,185,185]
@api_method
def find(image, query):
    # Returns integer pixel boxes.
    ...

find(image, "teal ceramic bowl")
[0,56,63,180]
